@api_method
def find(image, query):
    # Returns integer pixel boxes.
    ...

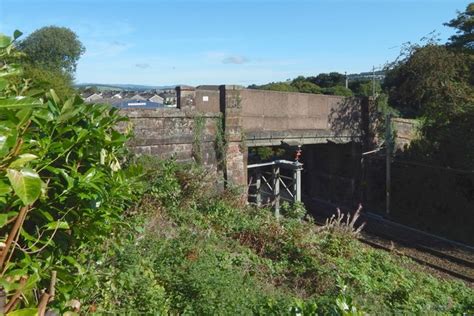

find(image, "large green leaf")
[48,89,60,105]
[9,153,38,169]
[0,96,43,109]
[16,108,33,125]
[44,220,70,230]
[33,108,55,122]
[0,122,18,158]
[13,30,23,40]
[6,168,42,205]
[57,97,77,122]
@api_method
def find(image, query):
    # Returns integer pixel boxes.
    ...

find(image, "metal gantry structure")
[247,159,303,217]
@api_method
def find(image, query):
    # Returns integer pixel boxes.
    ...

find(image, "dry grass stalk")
[322,204,366,237]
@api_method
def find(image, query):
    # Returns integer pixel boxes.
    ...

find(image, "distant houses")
[160,92,177,105]
[84,93,102,103]
[80,89,177,109]
[149,94,164,103]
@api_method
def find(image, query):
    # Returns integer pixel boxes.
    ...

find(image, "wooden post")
[273,165,280,218]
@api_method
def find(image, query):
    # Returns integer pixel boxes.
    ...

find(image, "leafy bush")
[0,31,141,313]
[280,201,307,219]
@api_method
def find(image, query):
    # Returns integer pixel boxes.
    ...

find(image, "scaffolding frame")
[247,160,303,217]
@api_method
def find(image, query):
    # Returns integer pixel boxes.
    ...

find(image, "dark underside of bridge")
[247,141,474,246]
[247,141,362,213]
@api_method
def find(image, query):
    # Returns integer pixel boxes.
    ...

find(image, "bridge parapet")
[192,86,363,140]
[119,107,220,169]
[239,89,344,132]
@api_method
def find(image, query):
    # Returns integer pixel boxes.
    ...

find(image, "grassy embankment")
[73,158,474,315]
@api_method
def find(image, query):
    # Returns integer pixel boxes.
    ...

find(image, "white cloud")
[135,63,151,69]
[83,40,131,57]
[222,55,249,64]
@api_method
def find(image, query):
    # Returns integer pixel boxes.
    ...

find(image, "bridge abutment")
[219,85,248,190]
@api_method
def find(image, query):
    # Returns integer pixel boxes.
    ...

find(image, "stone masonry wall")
[219,85,248,189]
[119,108,221,172]
[392,118,417,151]
[120,86,363,193]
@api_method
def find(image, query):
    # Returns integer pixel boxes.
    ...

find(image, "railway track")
[358,213,474,284]
[358,233,474,284]
[306,197,474,284]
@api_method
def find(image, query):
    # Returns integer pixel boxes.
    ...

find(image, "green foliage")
[349,79,382,97]
[322,85,353,97]
[384,42,473,119]
[290,79,323,94]
[252,73,355,97]
[444,2,474,51]
[404,110,474,170]
[75,159,474,314]
[18,26,85,74]
[0,32,139,313]
[280,201,306,219]
[311,72,346,88]
[214,115,227,170]
[192,114,205,164]
[6,168,42,205]
[383,25,474,170]
[249,146,286,162]
[83,240,170,314]
[22,65,74,100]
[256,82,299,92]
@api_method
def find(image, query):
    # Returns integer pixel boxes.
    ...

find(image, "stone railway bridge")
[120,86,472,247]
[121,85,374,206]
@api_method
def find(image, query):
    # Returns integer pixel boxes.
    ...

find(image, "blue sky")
[0,0,468,86]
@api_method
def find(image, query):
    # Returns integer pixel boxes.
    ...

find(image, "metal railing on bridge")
[247,160,303,217]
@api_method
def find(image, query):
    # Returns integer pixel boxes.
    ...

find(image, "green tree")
[444,3,474,51]
[322,85,353,97]
[23,65,74,99]
[291,79,322,94]
[349,79,382,97]
[311,72,346,88]
[16,26,85,99]
[383,43,473,119]
[257,82,298,92]
[18,26,85,74]
[79,86,100,95]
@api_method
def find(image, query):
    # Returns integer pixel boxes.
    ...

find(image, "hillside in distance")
[75,83,178,91]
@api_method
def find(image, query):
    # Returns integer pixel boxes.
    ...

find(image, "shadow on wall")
[328,97,362,140]
[328,97,386,150]
[328,97,369,144]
